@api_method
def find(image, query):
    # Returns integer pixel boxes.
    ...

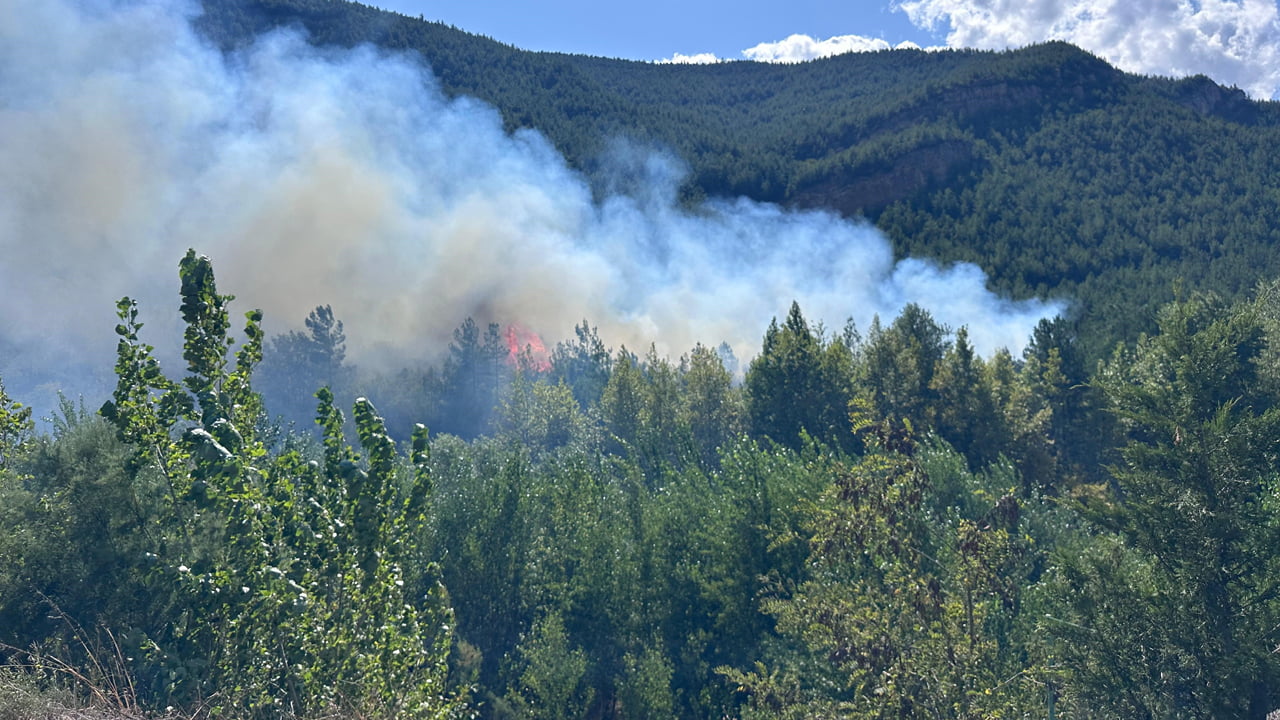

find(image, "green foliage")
[91,251,465,718]
[726,425,1044,718]
[422,424,828,718]
[440,318,510,439]
[498,376,586,455]
[599,348,644,457]
[982,348,1057,490]
[929,326,1002,468]
[17,242,1280,718]
[860,304,949,432]
[257,304,352,427]
[98,295,193,481]
[1052,293,1280,717]
[598,346,699,475]
[0,377,32,471]
[549,321,612,409]
[746,302,855,451]
[506,611,594,720]
[18,8,1280,700]
[616,643,675,719]
[682,343,745,468]
[0,415,143,655]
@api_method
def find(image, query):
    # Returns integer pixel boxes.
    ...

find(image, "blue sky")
[364,0,1280,99]
[365,1,942,61]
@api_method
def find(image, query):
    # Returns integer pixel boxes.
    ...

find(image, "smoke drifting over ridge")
[0,0,1063,409]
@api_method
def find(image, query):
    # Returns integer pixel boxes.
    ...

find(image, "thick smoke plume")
[0,0,1062,410]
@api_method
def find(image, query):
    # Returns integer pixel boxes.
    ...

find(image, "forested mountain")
[9,2,1280,719]
[193,0,1280,357]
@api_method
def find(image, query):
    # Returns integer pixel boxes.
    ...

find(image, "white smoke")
[0,0,1062,409]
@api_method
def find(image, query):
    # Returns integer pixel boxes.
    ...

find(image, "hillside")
[195,0,1280,358]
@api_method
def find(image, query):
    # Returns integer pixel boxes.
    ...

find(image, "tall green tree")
[1022,315,1106,485]
[681,343,744,469]
[600,348,644,458]
[96,250,464,718]
[746,302,854,451]
[984,347,1056,489]
[1055,293,1280,717]
[930,326,1001,467]
[859,303,949,432]
[724,424,1042,718]
[636,346,692,474]
[498,374,587,455]
[440,317,510,439]
[258,304,352,425]
[550,320,613,410]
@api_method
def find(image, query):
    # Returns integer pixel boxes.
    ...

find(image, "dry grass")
[0,668,150,720]
[0,594,172,720]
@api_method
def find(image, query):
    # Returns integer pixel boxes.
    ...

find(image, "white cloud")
[742,33,914,62]
[898,0,1280,99]
[659,34,925,66]
[657,51,721,64]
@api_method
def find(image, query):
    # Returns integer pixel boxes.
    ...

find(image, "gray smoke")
[0,0,1063,411]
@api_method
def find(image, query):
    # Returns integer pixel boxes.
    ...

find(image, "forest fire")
[505,323,552,372]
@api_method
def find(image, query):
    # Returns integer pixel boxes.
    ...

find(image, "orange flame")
[505,323,551,373]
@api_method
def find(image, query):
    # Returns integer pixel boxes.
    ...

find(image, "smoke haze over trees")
[0,0,1061,419]
[195,0,1280,361]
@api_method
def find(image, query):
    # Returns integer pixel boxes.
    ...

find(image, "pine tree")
[1056,293,1280,717]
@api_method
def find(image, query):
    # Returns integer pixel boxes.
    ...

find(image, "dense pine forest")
[8,249,1280,719]
[7,1,1280,718]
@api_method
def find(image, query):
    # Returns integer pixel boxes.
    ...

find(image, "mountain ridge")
[194,0,1280,357]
